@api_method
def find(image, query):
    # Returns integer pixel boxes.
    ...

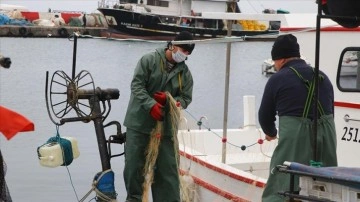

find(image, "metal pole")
[221,2,235,164]
[90,96,111,170]
[71,33,78,80]
[313,0,322,162]
[289,174,295,202]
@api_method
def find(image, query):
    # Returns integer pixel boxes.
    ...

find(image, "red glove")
[150,103,164,121]
[153,92,167,105]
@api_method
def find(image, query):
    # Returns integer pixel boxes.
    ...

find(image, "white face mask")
[172,50,187,63]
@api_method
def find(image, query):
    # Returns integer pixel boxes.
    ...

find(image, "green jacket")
[123,47,193,134]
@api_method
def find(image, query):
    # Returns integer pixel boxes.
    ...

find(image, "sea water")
[0,37,272,201]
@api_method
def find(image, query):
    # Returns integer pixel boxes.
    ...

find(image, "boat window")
[147,0,169,7]
[120,0,137,3]
[337,47,360,92]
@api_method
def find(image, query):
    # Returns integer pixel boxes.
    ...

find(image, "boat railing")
[98,0,146,10]
[98,0,120,9]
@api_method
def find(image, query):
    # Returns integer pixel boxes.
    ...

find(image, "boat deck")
[181,144,272,179]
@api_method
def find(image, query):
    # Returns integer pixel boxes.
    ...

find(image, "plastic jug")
[38,136,80,168]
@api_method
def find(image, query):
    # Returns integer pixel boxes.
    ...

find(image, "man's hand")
[153,92,167,105]
[150,103,164,121]
[265,134,277,141]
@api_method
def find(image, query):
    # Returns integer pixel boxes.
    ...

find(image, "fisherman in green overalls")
[258,34,338,202]
[123,31,195,202]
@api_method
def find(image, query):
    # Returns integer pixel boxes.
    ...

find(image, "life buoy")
[19,27,27,36]
[58,28,69,37]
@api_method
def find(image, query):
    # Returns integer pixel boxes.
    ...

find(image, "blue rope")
[36,126,80,201]
[54,126,80,201]
[46,128,74,166]
[64,164,80,201]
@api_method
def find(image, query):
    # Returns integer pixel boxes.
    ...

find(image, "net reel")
[42,33,125,201]
[46,69,95,125]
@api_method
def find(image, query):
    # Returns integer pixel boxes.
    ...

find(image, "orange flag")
[0,105,35,140]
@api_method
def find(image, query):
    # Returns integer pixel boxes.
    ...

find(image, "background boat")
[97,0,281,40]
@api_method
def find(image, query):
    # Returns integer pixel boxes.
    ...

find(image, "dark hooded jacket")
[258,59,334,137]
[124,47,193,134]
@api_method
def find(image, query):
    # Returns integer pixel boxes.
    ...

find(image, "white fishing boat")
[178,96,272,201]
[175,2,360,202]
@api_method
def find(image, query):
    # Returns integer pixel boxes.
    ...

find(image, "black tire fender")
[58,28,69,37]
[19,27,27,36]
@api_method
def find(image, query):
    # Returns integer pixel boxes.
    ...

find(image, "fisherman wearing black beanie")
[259,34,338,202]
[271,34,300,60]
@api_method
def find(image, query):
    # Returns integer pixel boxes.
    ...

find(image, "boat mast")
[312,0,322,163]
[221,0,236,164]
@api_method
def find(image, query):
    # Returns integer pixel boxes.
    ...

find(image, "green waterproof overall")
[124,97,181,202]
[262,68,338,202]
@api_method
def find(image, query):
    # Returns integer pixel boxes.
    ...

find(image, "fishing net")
[142,122,163,202]
[179,172,196,202]
[142,92,194,202]
[0,151,12,202]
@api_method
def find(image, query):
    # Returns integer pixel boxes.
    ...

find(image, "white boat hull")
[177,27,360,201]
[178,96,276,201]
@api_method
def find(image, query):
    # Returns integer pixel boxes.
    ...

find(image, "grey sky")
[2,0,318,14]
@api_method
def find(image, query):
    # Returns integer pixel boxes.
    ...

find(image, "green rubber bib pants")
[124,96,181,202]
[262,67,338,202]
[262,115,337,202]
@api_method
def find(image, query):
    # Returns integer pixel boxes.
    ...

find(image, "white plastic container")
[300,176,360,202]
[38,137,80,168]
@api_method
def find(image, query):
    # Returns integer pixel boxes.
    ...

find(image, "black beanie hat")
[271,34,300,60]
[174,31,195,54]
